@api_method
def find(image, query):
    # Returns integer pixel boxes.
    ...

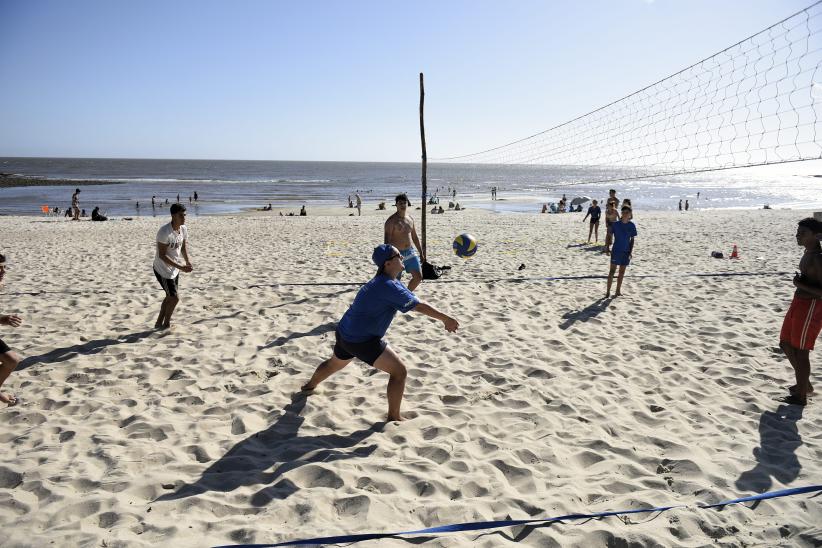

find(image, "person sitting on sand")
[300,244,459,421]
[153,204,193,329]
[606,205,637,298]
[541,204,548,214]
[438,205,444,214]
[455,203,462,211]
[300,205,307,216]
[778,217,822,406]
[0,254,23,406]
[582,199,601,243]
[384,193,425,292]
[91,207,108,221]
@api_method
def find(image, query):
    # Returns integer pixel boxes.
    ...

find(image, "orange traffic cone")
[730,244,739,259]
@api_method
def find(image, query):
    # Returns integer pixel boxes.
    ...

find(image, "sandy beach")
[0,206,820,547]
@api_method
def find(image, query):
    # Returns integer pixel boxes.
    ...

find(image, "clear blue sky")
[0,0,815,162]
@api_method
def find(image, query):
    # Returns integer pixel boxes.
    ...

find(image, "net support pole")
[419,72,427,259]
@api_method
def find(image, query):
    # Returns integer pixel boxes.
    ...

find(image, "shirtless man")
[606,188,619,209]
[355,193,362,216]
[71,188,81,221]
[779,217,822,406]
[0,254,23,406]
[384,193,425,292]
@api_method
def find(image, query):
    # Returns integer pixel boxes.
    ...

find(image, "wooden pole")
[419,72,427,259]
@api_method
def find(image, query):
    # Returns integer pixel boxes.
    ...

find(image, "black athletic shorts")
[0,338,10,354]
[154,268,179,297]
[590,217,600,225]
[332,329,387,366]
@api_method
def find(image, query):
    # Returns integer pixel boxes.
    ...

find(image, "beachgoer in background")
[0,254,23,406]
[452,189,456,199]
[300,205,307,216]
[152,196,156,207]
[153,204,193,329]
[541,204,548,214]
[355,193,362,216]
[606,189,619,210]
[437,205,444,214]
[81,209,87,217]
[189,196,192,204]
[779,217,822,406]
[176,194,180,203]
[678,199,683,211]
[348,195,354,208]
[136,202,140,209]
[300,244,458,421]
[606,205,637,298]
[384,193,424,292]
[603,201,619,254]
[697,192,700,200]
[63,207,71,218]
[685,199,689,211]
[583,199,601,243]
[71,188,81,221]
[91,207,107,221]
[194,191,198,202]
[455,203,462,211]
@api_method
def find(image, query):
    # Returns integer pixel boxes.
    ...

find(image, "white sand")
[0,207,820,547]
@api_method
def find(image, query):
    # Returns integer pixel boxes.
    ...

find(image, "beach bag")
[422,260,440,280]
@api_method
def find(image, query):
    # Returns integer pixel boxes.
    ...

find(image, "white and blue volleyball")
[452,233,478,258]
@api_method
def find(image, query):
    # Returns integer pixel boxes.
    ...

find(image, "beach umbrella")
[570,196,591,206]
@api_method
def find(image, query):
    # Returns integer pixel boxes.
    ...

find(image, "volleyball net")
[433,1,822,186]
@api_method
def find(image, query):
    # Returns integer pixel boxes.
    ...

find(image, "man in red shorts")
[779,217,822,405]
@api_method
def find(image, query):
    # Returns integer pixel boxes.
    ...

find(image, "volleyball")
[452,233,478,258]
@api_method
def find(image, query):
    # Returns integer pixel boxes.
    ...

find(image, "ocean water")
[1,157,820,217]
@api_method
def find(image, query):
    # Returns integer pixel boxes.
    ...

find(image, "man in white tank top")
[153,203,193,329]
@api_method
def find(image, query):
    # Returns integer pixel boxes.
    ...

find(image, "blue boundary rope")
[214,484,822,547]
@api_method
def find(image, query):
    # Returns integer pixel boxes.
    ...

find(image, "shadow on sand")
[559,298,610,330]
[157,392,383,506]
[258,321,337,350]
[17,329,156,371]
[735,404,803,497]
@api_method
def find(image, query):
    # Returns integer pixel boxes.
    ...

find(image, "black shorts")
[333,329,387,366]
[0,338,9,354]
[154,269,179,297]
[590,217,600,225]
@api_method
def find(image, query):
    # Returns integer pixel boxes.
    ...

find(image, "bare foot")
[300,383,316,392]
[789,384,814,396]
[387,414,405,422]
[0,393,18,406]
[605,292,610,298]
[614,292,623,297]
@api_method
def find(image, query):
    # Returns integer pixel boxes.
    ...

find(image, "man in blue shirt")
[301,244,459,421]
[606,205,637,298]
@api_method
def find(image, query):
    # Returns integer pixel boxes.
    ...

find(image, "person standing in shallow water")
[301,244,458,421]
[153,204,193,329]
[779,217,822,406]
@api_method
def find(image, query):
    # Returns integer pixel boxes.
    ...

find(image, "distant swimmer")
[779,217,822,406]
[606,205,637,298]
[300,244,458,421]
[582,199,601,243]
[153,204,193,329]
[0,254,23,406]
[384,193,425,292]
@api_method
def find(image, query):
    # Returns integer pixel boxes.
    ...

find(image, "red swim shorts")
[780,296,822,351]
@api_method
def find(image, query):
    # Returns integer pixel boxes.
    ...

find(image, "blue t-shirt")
[337,275,420,342]
[611,220,637,256]
[587,205,601,222]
